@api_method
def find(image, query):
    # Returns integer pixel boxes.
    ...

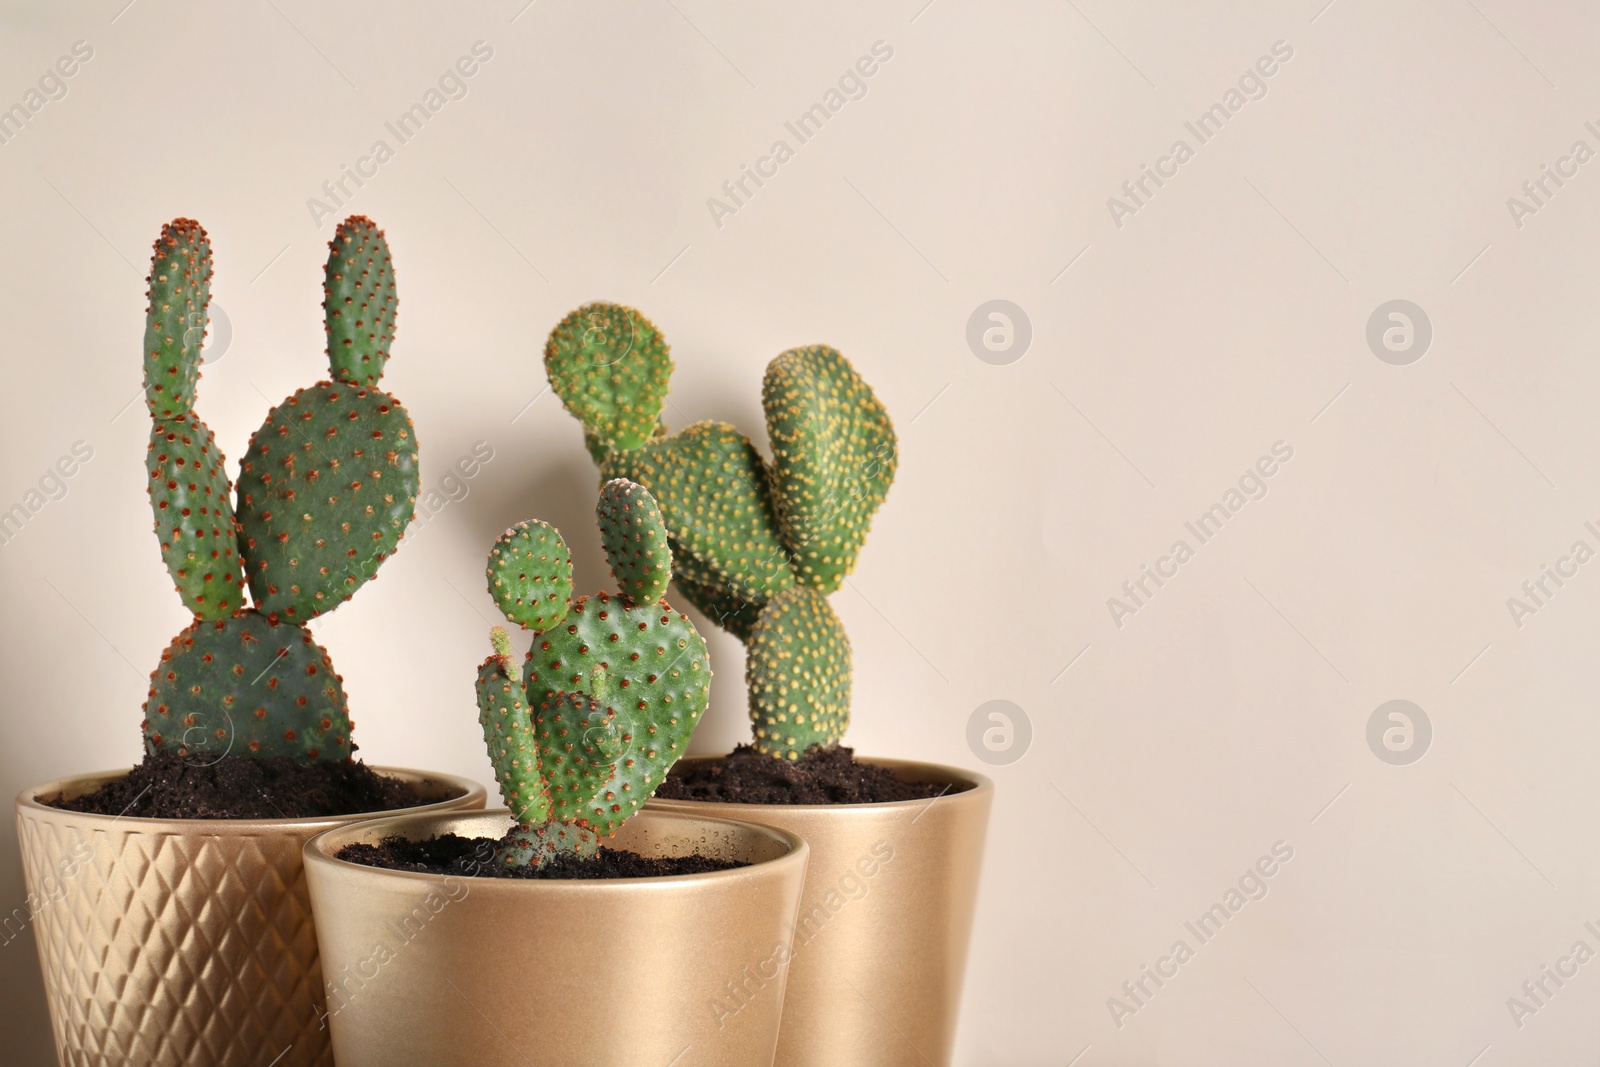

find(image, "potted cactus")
[541,302,994,1067]
[302,480,809,1066]
[14,217,484,1067]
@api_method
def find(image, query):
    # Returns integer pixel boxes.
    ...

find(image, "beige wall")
[2,1,1597,1063]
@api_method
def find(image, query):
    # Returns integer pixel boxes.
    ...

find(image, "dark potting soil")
[336,832,747,879]
[40,754,439,820]
[651,744,962,805]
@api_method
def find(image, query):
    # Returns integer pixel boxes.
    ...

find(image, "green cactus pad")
[236,381,420,622]
[762,345,897,593]
[143,219,213,420]
[746,586,851,759]
[671,573,762,642]
[596,479,672,607]
[324,216,397,387]
[487,520,574,632]
[524,592,710,834]
[495,820,600,868]
[532,689,624,823]
[476,645,551,825]
[601,420,796,605]
[142,609,352,762]
[147,414,246,619]
[544,302,672,453]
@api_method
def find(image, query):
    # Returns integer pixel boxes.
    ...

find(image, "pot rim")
[650,754,996,813]
[15,765,487,831]
[305,806,809,890]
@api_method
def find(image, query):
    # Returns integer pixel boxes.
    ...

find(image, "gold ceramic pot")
[14,766,486,1067]
[303,807,808,1067]
[650,757,993,1067]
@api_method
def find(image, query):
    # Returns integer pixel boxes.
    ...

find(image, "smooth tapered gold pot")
[14,766,485,1067]
[650,757,993,1067]
[303,807,808,1067]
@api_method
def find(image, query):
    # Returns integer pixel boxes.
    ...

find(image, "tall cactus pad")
[524,592,710,834]
[602,421,796,605]
[324,217,396,387]
[487,520,573,632]
[476,641,551,825]
[545,302,672,452]
[597,479,672,607]
[672,573,762,643]
[763,345,897,593]
[147,414,245,619]
[142,609,352,762]
[746,586,851,759]
[236,382,419,622]
[143,219,213,420]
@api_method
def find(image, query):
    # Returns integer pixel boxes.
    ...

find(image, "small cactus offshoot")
[475,480,711,867]
[544,303,896,760]
[139,216,419,764]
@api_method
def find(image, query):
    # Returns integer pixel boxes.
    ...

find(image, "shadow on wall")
[462,428,606,588]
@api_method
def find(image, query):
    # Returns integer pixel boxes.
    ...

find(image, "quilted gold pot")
[14,766,486,1067]
[304,807,808,1067]
[650,757,993,1067]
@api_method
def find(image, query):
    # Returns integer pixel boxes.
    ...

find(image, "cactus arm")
[486,520,573,632]
[477,628,551,825]
[143,219,211,420]
[236,215,418,624]
[323,217,397,387]
[477,662,611,867]
[478,629,611,868]
[601,420,795,606]
[141,219,245,620]
[745,586,851,759]
[596,478,672,607]
[147,415,246,619]
[544,302,672,453]
[762,345,897,594]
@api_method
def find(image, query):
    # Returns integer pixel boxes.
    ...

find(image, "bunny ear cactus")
[138,216,419,766]
[236,217,418,623]
[475,481,711,868]
[544,302,896,760]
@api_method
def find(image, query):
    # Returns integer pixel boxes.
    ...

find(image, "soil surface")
[652,744,962,805]
[337,832,746,879]
[40,754,439,820]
